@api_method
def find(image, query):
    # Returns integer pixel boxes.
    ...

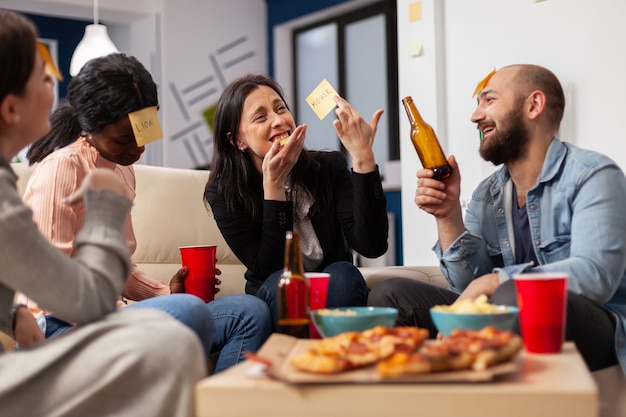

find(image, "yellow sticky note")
[409,1,422,22]
[128,106,163,146]
[306,79,339,120]
[472,68,497,98]
[37,42,63,81]
[407,39,424,57]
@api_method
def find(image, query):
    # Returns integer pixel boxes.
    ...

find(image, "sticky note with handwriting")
[129,106,163,146]
[306,79,339,120]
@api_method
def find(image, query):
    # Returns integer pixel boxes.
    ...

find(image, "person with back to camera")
[205,73,389,328]
[368,64,626,375]
[19,53,271,373]
[0,9,206,416]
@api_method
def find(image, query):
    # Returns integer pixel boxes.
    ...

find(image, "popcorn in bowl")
[311,307,398,338]
[316,308,358,316]
[430,295,518,337]
[432,294,513,314]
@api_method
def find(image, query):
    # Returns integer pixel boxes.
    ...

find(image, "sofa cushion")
[10,162,448,295]
[10,162,249,298]
[131,164,248,297]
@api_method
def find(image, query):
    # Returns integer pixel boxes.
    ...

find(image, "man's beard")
[478,103,530,166]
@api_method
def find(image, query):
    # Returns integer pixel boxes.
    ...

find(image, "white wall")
[398,0,626,266]
[396,0,445,265]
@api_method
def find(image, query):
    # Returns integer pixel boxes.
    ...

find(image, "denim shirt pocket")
[537,235,571,263]
[486,243,505,269]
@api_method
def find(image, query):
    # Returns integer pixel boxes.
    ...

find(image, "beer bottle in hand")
[277,231,310,338]
[402,96,452,180]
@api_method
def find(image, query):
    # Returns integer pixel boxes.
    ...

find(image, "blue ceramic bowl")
[311,306,398,338]
[429,306,519,337]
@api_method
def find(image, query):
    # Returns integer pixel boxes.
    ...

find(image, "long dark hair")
[206,73,327,224]
[0,10,38,103]
[27,53,158,164]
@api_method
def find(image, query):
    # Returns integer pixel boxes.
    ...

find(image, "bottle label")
[285,278,308,319]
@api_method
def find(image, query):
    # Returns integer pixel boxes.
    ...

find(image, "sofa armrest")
[360,265,447,290]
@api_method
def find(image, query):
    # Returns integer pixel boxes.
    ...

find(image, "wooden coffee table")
[196,338,598,417]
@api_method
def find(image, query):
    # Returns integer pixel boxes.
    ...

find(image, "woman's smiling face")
[235,85,295,172]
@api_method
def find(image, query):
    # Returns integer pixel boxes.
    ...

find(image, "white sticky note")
[407,39,424,57]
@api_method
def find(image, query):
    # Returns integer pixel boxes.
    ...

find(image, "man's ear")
[526,90,546,121]
[0,94,20,126]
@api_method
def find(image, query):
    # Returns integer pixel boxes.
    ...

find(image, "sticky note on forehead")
[472,68,497,98]
[306,79,339,120]
[128,106,163,146]
[37,42,63,81]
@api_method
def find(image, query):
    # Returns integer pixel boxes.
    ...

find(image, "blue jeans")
[39,293,271,374]
[202,294,272,373]
[255,261,369,330]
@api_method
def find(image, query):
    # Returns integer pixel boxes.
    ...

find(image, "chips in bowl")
[430,295,518,337]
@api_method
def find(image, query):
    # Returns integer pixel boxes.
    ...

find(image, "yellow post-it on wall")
[409,1,422,22]
[306,79,340,120]
[129,106,163,146]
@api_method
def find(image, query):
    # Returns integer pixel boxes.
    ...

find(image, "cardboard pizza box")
[196,341,597,417]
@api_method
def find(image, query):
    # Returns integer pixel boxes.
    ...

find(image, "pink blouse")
[17,138,169,317]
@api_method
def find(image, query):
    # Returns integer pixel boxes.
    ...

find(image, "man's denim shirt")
[434,138,626,374]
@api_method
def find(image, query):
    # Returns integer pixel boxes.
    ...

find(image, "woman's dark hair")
[27,53,158,164]
[0,10,38,103]
[206,73,326,224]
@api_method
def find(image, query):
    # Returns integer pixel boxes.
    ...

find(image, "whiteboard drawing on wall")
[167,36,256,169]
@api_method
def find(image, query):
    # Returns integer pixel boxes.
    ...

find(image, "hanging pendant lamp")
[69,0,119,76]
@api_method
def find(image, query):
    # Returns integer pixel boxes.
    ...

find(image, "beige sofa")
[10,161,445,297]
[5,162,625,417]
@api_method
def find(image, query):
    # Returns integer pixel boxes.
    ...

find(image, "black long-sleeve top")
[206,151,389,295]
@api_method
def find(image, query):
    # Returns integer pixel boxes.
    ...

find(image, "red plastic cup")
[513,272,568,353]
[306,272,330,339]
[179,245,217,303]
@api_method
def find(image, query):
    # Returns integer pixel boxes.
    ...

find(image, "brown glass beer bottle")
[277,231,310,338]
[402,96,452,180]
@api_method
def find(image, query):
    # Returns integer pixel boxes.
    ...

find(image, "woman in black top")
[205,74,389,327]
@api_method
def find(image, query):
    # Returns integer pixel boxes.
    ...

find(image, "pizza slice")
[289,326,429,374]
[377,326,523,377]
[376,351,432,376]
[457,327,524,371]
